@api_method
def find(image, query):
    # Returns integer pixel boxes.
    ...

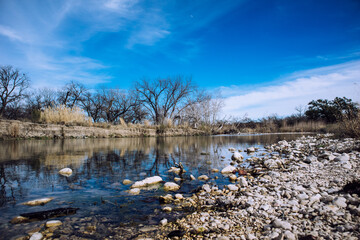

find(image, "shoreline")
[0,119,317,141]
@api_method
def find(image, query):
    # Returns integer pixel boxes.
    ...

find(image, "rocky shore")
[15,135,360,239]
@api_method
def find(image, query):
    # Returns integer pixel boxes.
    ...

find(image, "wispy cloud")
[221,60,360,119]
[0,25,24,42]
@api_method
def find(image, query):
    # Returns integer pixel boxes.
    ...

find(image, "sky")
[0,0,359,119]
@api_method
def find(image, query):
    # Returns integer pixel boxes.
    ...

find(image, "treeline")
[218,96,360,137]
[0,65,223,126]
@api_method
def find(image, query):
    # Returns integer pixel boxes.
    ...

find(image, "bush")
[41,105,92,125]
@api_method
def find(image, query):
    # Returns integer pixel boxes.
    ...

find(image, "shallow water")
[0,134,305,238]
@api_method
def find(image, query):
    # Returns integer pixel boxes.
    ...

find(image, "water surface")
[0,134,305,238]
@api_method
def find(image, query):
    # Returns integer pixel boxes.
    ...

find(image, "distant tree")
[0,66,30,117]
[134,76,198,124]
[81,91,104,123]
[57,81,87,108]
[305,97,359,123]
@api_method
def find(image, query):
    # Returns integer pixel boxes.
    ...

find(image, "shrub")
[41,105,92,125]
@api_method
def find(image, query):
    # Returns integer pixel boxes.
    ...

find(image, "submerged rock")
[59,168,72,177]
[168,167,186,175]
[22,197,54,206]
[131,176,163,188]
[10,216,29,224]
[122,179,132,185]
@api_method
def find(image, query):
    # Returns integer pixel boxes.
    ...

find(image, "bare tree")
[57,81,87,108]
[101,88,136,123]
[134,76,197,124]
[295,104,306,118]
[81,91,104,123]
[0,66,30,116]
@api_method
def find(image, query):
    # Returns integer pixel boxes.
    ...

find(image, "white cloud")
[222,60,360,119]
[0,25,24,42]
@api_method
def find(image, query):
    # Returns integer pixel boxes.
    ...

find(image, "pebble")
[29,232,43,240]
[273,219,292,230]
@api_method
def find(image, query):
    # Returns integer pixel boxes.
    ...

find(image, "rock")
[334,153,350,162]
[163,182,180,191]
[46,220,62,228]
[22,197,54,206]
[159,194,173,203]
[231,152,243,160]
[229,174,237,181]
[190,175,196,180]
[227,184,239,191]
[284,230,296,240]
[174,177,182,182]
[203,184,211,193]
[211,168,219,173]
[162,206,172,212]
[304,155,317,164]
[239,177,248,187]
[59,168,72,177]
[175,194,184,200]
[168,167,186,175]
[309,194,321,205]
[221,166,236,174]
[11,216,29,224]
[131,176,163,188]
[297,193,309,201]
[160,218,168,225]
[333,197,347,208]
[29,232,43,240]
[198,175,209,181]
[247,147,256,153]
[122,179,132,185]
[128,188,140,195]
[273,219,292,230]
[228,148,236,152]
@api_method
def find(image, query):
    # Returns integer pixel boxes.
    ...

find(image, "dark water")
[0,134,305,238]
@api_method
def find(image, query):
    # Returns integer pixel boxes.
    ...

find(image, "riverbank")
[15,134,359,239]
[0,119,205,140]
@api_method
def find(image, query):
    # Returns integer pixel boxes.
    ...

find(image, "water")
[0,134,305,238]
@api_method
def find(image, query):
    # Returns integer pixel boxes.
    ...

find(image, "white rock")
[59,168,72,176]
[160,218,168,225]
[168,167,186,175]
[190,175,196,180]
[284,230,296,240]
[333,197,347,208]
[163,182,180,191]
[131,176,162,188]
[221,165,236,174]
[203,184,211,193]
[334,153,350,162]
[122,179,132,185]
[22,197,54,206]
[342,163,352,169]
[198,175,209,181]
[273,219,292,230]
[162,206,172,212]
[227,184,239,191]
[128,188,140,195]
[239,177,248,187]
[309,194,321,205]
[231,152,243,160]
[247,147,256,152]
[29,232,43,240]
[175,194,184,200]
[46,220,62,228]
[297,193,309,201]
[229,174,237,181]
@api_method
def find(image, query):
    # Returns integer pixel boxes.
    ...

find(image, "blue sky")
[0,0,359,118]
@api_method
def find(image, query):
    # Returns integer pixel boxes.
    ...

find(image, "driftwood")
[20,207,79,220]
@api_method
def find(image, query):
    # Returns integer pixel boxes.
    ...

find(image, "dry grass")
[41,105,92,125]
[337,113,360,138]
[163,118,173,128]
[143,119,151,127]
[8,123,20,137]
[279,121,327,132]
[119,118,127,126]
